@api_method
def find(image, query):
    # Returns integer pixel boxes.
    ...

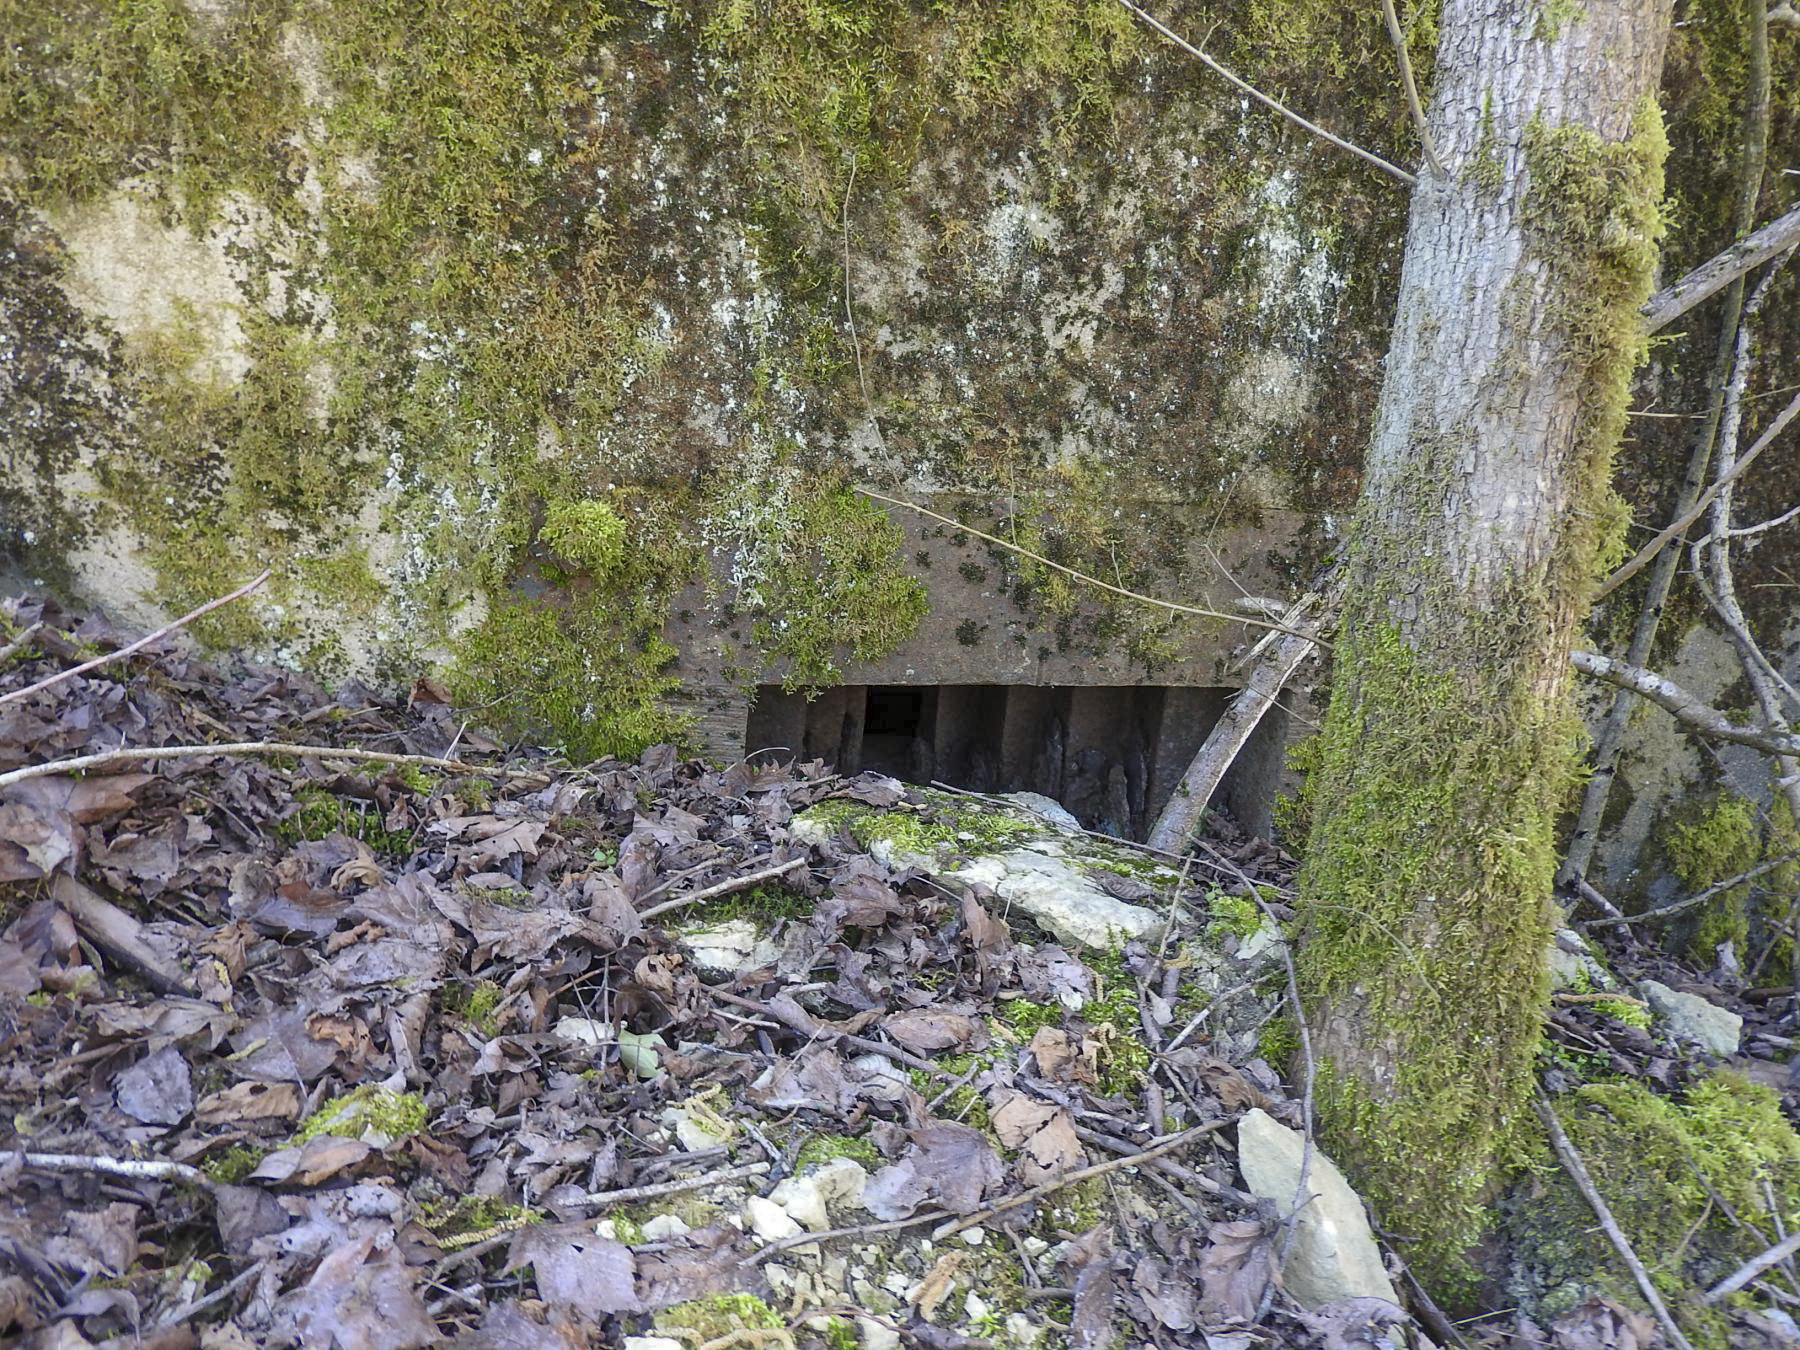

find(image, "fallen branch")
[3,1149,210,1188]
[1642,202,1800,334]
[0,740,520,794]
[856,489,1330,647]
[52,873,195,995]
[151,1258,268,1333]
[931,1119,1228,1240]
[1704,1228,1800,1304]
[637,858,810,922]
[708,988,947,1076]
[1114,0,1416,187]
[1146,583,1333,854]
[0,568,271,709]
[580,1160,769,1208]
[0,622,45,668]
[1596,387,1800,599]
[1569,651,1800,757]
[1577,852,1800,929]
[1535,1093,1697,1350]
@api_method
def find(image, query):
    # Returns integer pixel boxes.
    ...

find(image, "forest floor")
[0,591,1794,1350]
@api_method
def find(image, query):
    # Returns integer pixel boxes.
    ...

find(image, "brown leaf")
[989,1092,1084,1184]
[195,1080,301,1126]
[1197,1218,1275,1320]
[883,1009,979,1054]
[250,1135,372,1186]
[508,1223,641,1316]
[272,1234,436,1350]
[907,1251,966,1320]
[1067,1225,1118,1350]
[113,1044,194,1126]
[1028,1026,1098,1085]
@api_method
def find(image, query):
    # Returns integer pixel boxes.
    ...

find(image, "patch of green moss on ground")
[795,1131,881,1172]
[654,1292,784,1339]
[292,1085,428,1146]
[1514,1073,1800,1346]
[799,795,1038,865]
[998,997,1064,1038]
[422,1193,535,1239]
[277,785,413,853]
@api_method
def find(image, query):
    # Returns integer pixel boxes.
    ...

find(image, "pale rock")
[1638,979,1742,1056]
[809,1157,869,1212]
[965,1292,991,1320]
[677,917,782,978]
[999,791,1082,831]
[664,1105,731,1153]
[623,1339,685,1350]
[745,1195,801,1242]
[1005,1313,1043,1347]
[1021,1236,1050,1257]
[959,1226,985,1246]
[882,1268,913,1298]
[1547,929,1612,991]
[640,1213,690,1240]
[770,1174,830,1231]
[859,1317,902,1350]
[552,1017,664,1079]
[1235,1108,1400,1310]
[1234,916,1285,963]
[951,844,1159,950]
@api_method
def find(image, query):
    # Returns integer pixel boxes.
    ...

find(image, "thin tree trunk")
[1296,0,1673,1285]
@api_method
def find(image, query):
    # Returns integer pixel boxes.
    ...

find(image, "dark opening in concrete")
[745,683,1289,842]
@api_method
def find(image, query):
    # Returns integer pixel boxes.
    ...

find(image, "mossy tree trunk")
[1296,0,1673,1285]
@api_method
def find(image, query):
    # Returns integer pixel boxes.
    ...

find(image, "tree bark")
[1295,0,1673,1284]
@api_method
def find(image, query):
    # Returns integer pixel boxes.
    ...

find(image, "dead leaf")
[883,1008,980,1054]
[990,1093,1084,1184]
[195,1080,301,1126]
[907,1250,965,1320]
[1197,1218,1275,1320]
[113,1045,194,1126]
[508,1223,641,1316]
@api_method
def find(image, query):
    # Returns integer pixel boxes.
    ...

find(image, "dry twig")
[0,739,523,793]
[638,858,810,922]
[580,1161,770,1208]
[1380,0,1443,177]
[4,1150,211,1188]
[931,1120,1228,1240]
[1570,652,1800,758]
[1642,201,1800,333]
[0,568,271,709]
[1577,852,1800,928]
[1114,0,1416,186]
[858,488,1328,646]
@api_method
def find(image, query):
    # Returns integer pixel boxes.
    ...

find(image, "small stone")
[623,1339,685,1350]
[999,791,1081,830]
[677,918,781,977]
[958,1226,985,1246]
[881,1269,913,1298]
[1638,979,1741,1056]
[858,1317,902,1350]
[666,1106,731,1153]
[640,1213,690,1240]
[770,1175,830,1231]
[965,1292,990,1320]
[809,1157,869,1212]
[1021,1236,1050,1257]
[1547,929,1612,991]
[745,1195,801,1241]
[1005,1314,1042,1347]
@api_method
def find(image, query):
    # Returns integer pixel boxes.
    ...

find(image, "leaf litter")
[3,591,1772,1350]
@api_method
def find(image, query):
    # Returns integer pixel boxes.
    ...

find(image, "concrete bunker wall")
[746,682,1289,841]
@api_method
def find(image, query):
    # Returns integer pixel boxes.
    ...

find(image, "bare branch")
[0,740,522,794]
[1534,1094,1698,1350]
[1704,1228,1800,1304]
[0,568,271,708]
[636,857,809,922]
[580,1161,770,1208]
[1570,650,1800,757]
[0,622,45,668]
[1113,0,1416,187]
[1595,387,1800,599]
[1578,852,1800,929]
[1380,0,1444,178]
[1642,203,1800,333]
[857,488,1331,646]
[3,1149,210,1188]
